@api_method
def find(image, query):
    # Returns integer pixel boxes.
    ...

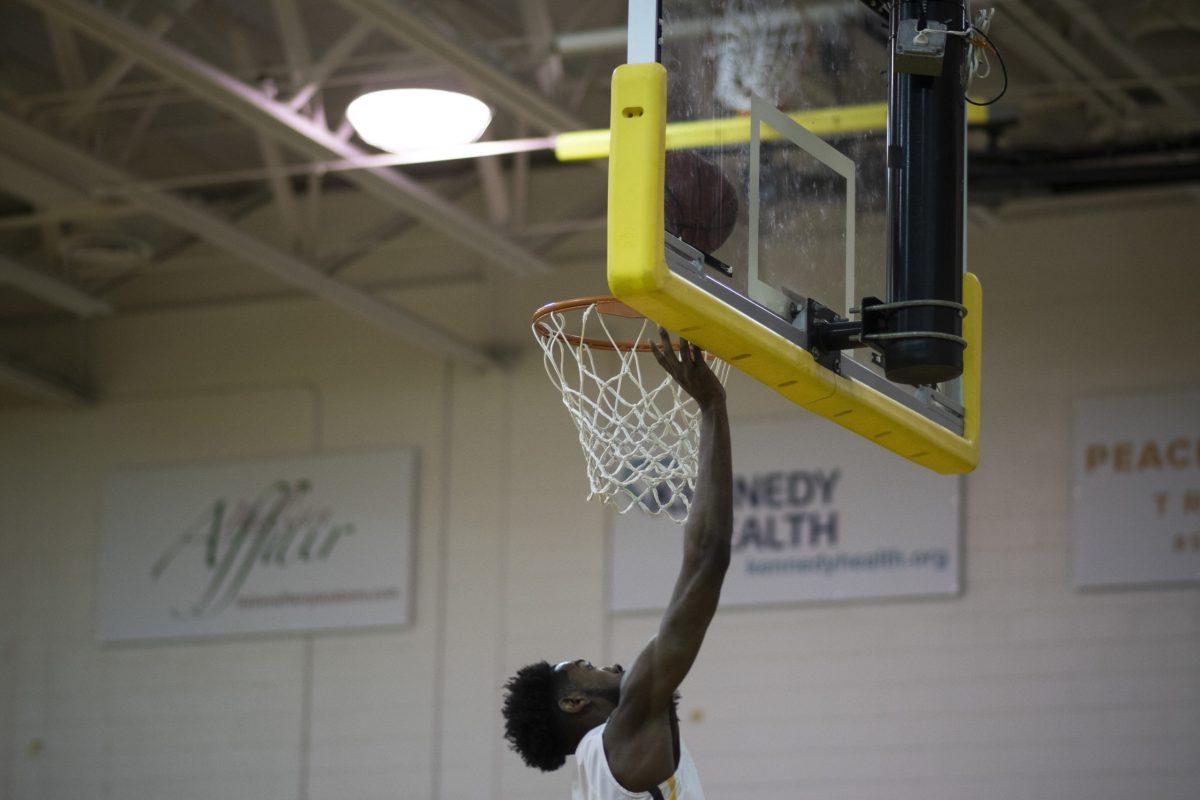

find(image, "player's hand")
[649,328,725,409]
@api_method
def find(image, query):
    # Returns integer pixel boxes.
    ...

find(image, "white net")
[533,299,730,524]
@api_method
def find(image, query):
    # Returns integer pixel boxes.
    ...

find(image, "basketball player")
[502,329,731,799]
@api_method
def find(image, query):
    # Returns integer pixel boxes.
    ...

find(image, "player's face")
[555,659,624,705]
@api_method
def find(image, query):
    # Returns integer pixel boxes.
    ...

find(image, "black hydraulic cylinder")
[884,0,968,385]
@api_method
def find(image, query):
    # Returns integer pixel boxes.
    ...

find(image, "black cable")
[966,26,1008,107]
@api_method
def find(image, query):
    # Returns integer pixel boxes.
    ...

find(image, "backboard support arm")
[884,0,971,385]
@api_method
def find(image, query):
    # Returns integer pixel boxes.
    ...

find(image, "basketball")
[664,151,740,253]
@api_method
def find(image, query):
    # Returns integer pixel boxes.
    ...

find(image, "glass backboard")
[660,0,891,369]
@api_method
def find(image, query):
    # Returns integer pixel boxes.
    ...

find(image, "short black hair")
[502,661,569,771]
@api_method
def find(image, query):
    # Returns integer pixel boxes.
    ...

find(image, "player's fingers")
[649,340,668,368]
[652,337,679,374]
[676,337,693,373]
[658,327,675,362]
[682,340,699,369]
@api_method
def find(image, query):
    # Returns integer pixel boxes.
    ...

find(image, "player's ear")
[558,692,590,714]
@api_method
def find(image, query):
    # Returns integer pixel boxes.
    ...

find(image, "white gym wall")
[2,186,1198,800]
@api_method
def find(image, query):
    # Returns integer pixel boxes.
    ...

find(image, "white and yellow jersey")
[571,723,705,800]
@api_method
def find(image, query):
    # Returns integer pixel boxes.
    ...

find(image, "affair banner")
[1072,390,1200,589]
[98,449,417,642]
[610,416,960,612]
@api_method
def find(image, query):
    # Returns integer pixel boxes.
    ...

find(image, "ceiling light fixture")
[346,89,493,154]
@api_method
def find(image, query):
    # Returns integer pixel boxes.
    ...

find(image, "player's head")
[501,659,624,771]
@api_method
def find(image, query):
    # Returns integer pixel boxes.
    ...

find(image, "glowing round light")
[345,89,493,153]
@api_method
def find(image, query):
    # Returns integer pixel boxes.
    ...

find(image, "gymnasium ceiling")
[1,0,1198,405]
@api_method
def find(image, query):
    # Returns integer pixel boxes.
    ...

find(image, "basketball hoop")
[532,296,731,523]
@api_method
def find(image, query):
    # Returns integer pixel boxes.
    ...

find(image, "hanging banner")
[1072,390,1200,589]
[98,449,417,642]
[610,416,961,612]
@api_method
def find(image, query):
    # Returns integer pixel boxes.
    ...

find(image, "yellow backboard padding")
[562,99,989,162]
[607,63,981,474]
[607,63,669,300]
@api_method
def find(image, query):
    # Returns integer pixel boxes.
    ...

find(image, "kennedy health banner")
[98,449,417,642]
[1072,390,1200,589]
[611,416,961,612]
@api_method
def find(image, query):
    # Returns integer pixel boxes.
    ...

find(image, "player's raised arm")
[647,329,733,690]
[603,329,733,787]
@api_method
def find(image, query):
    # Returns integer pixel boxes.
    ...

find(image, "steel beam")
[0,150,87,206]
[117,89,166,165]
[0,356,93,405]
[0,111,495,367]
[520,0,565,95]
[60,0,197,130]
[0,253,113,317]
[333,0,585,134]
[1048,0,1200,126]
[230,28,302,249]
[288,19,373,111]
[44,16,87,91]
[269,0,313,84]
[0,203,139,230]
[999,0,1138,119]
[25,0,552,277]
[556,3,849,55]
[475,154,511,227]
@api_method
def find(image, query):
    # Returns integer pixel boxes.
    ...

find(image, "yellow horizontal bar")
[558,102,989,161]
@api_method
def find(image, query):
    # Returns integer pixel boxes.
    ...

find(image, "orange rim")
[532,295,663,352]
